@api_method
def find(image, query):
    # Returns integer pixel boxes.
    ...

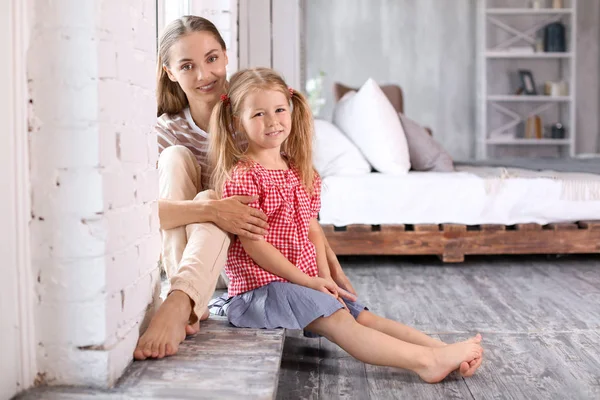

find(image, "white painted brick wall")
[28,0,160,388]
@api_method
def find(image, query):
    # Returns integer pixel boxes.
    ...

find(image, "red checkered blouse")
[222,160,322,296]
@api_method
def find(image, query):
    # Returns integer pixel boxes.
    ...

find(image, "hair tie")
[220,94,230,105]
[288,87,294,96]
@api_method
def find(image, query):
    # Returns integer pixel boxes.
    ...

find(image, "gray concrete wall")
[305,0,599,159]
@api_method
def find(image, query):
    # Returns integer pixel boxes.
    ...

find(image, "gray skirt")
[227,281,367,332]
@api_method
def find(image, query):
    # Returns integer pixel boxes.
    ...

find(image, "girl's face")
[164,31,228,104]
[237,89,292,153]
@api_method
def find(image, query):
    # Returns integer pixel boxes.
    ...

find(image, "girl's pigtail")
[209,96,240,198]
[286,90,316,194]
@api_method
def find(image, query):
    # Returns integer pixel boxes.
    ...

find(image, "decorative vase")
[544,22,567,52]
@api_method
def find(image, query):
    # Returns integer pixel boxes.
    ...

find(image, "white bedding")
[319,166,600,226]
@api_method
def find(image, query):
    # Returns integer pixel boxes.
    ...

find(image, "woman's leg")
[134,147,230,360]
[171,190,231,325]
[307,310,483,383]
[158,145,201,278]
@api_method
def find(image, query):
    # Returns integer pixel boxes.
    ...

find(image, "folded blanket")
[456,164,600,201]
[456,157,600,175]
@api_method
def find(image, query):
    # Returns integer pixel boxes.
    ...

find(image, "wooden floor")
[15,254,600,399]
[17,317,285,400]
[277,254,600,400]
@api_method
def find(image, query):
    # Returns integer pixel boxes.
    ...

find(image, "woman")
[133,15,357,360]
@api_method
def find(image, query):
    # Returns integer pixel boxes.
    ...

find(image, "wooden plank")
[440,252,465,263]
[118,318,285,399]
[276,330,320,400]
[546,223,578,230]
[442,332,600,400]
[578,220,600,230]
[17,319,286,400]
[481,224,506,231]
[365,334,474,399]
[516,223,543,231]
[456,230,600,255]
[323,231,445,255]
[321,224,334,234]
[241,0,271,68]
[322,222,600,258]
[381,224,405,232]
[442,224,467,232]
[271,0,301,88]
[346,224,373,233]
[414,224,440,232]
[318,337,371,400]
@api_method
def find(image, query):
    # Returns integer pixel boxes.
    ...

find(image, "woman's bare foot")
[133,291,192,360]
[184,308,208,336]
[416,341,483,383]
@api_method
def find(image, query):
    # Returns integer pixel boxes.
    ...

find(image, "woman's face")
[164,31,228,104]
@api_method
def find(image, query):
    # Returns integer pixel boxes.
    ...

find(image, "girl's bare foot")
[458,334,483,377]
[416,342,483,383]
[184,308,208,335]
[133,291,192,360]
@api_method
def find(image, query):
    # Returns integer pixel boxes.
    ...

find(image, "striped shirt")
[156,107,212,190]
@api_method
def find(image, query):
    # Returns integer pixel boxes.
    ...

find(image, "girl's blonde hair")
[209,67,316,198]
[157,16,226,117]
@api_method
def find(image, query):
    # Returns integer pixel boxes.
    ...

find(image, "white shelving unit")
[478,0,577,159]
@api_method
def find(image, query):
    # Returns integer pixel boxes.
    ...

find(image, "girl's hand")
[211,195,269,240]
[309,277,349,311]
[307,277,338,297]
[330,263,358,299]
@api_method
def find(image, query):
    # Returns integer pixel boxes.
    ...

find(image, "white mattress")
[319,166,600,226]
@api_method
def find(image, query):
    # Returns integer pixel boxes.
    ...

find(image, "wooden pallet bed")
[322,221,600,262]
[326,83,600,262]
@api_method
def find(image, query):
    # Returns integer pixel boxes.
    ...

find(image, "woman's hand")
[211,195,269,240]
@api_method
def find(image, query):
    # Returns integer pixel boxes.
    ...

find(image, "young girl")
[208,67,483,383]
[135,15,356,360]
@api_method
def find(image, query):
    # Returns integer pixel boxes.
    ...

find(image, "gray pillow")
[398,113,454,172]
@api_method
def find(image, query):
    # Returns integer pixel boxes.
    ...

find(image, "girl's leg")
[356,311,483,377]
[356,311,446,347]
[307,310,483,383]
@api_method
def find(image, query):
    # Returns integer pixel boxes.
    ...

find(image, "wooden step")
[16,318,286,400]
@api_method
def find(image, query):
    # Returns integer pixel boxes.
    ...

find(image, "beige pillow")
[398,113,454,172]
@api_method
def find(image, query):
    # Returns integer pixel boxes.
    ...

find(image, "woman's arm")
[158,196,269,240]
[239,236,337,295]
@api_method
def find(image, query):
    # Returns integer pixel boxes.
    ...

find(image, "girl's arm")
[311,223,358,301]
[308,218,332,279]
[239,236,337,294]
[158,196,269,240]
[323,235,357,295]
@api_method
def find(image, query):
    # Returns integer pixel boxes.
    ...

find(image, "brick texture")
[28,0,160,387]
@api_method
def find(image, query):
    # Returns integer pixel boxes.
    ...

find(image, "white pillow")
[313,119,371,177]
[333,78,411,174]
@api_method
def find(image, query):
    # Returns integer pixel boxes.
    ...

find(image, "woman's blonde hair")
[157,16,226,117]
[209,67,316,198]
